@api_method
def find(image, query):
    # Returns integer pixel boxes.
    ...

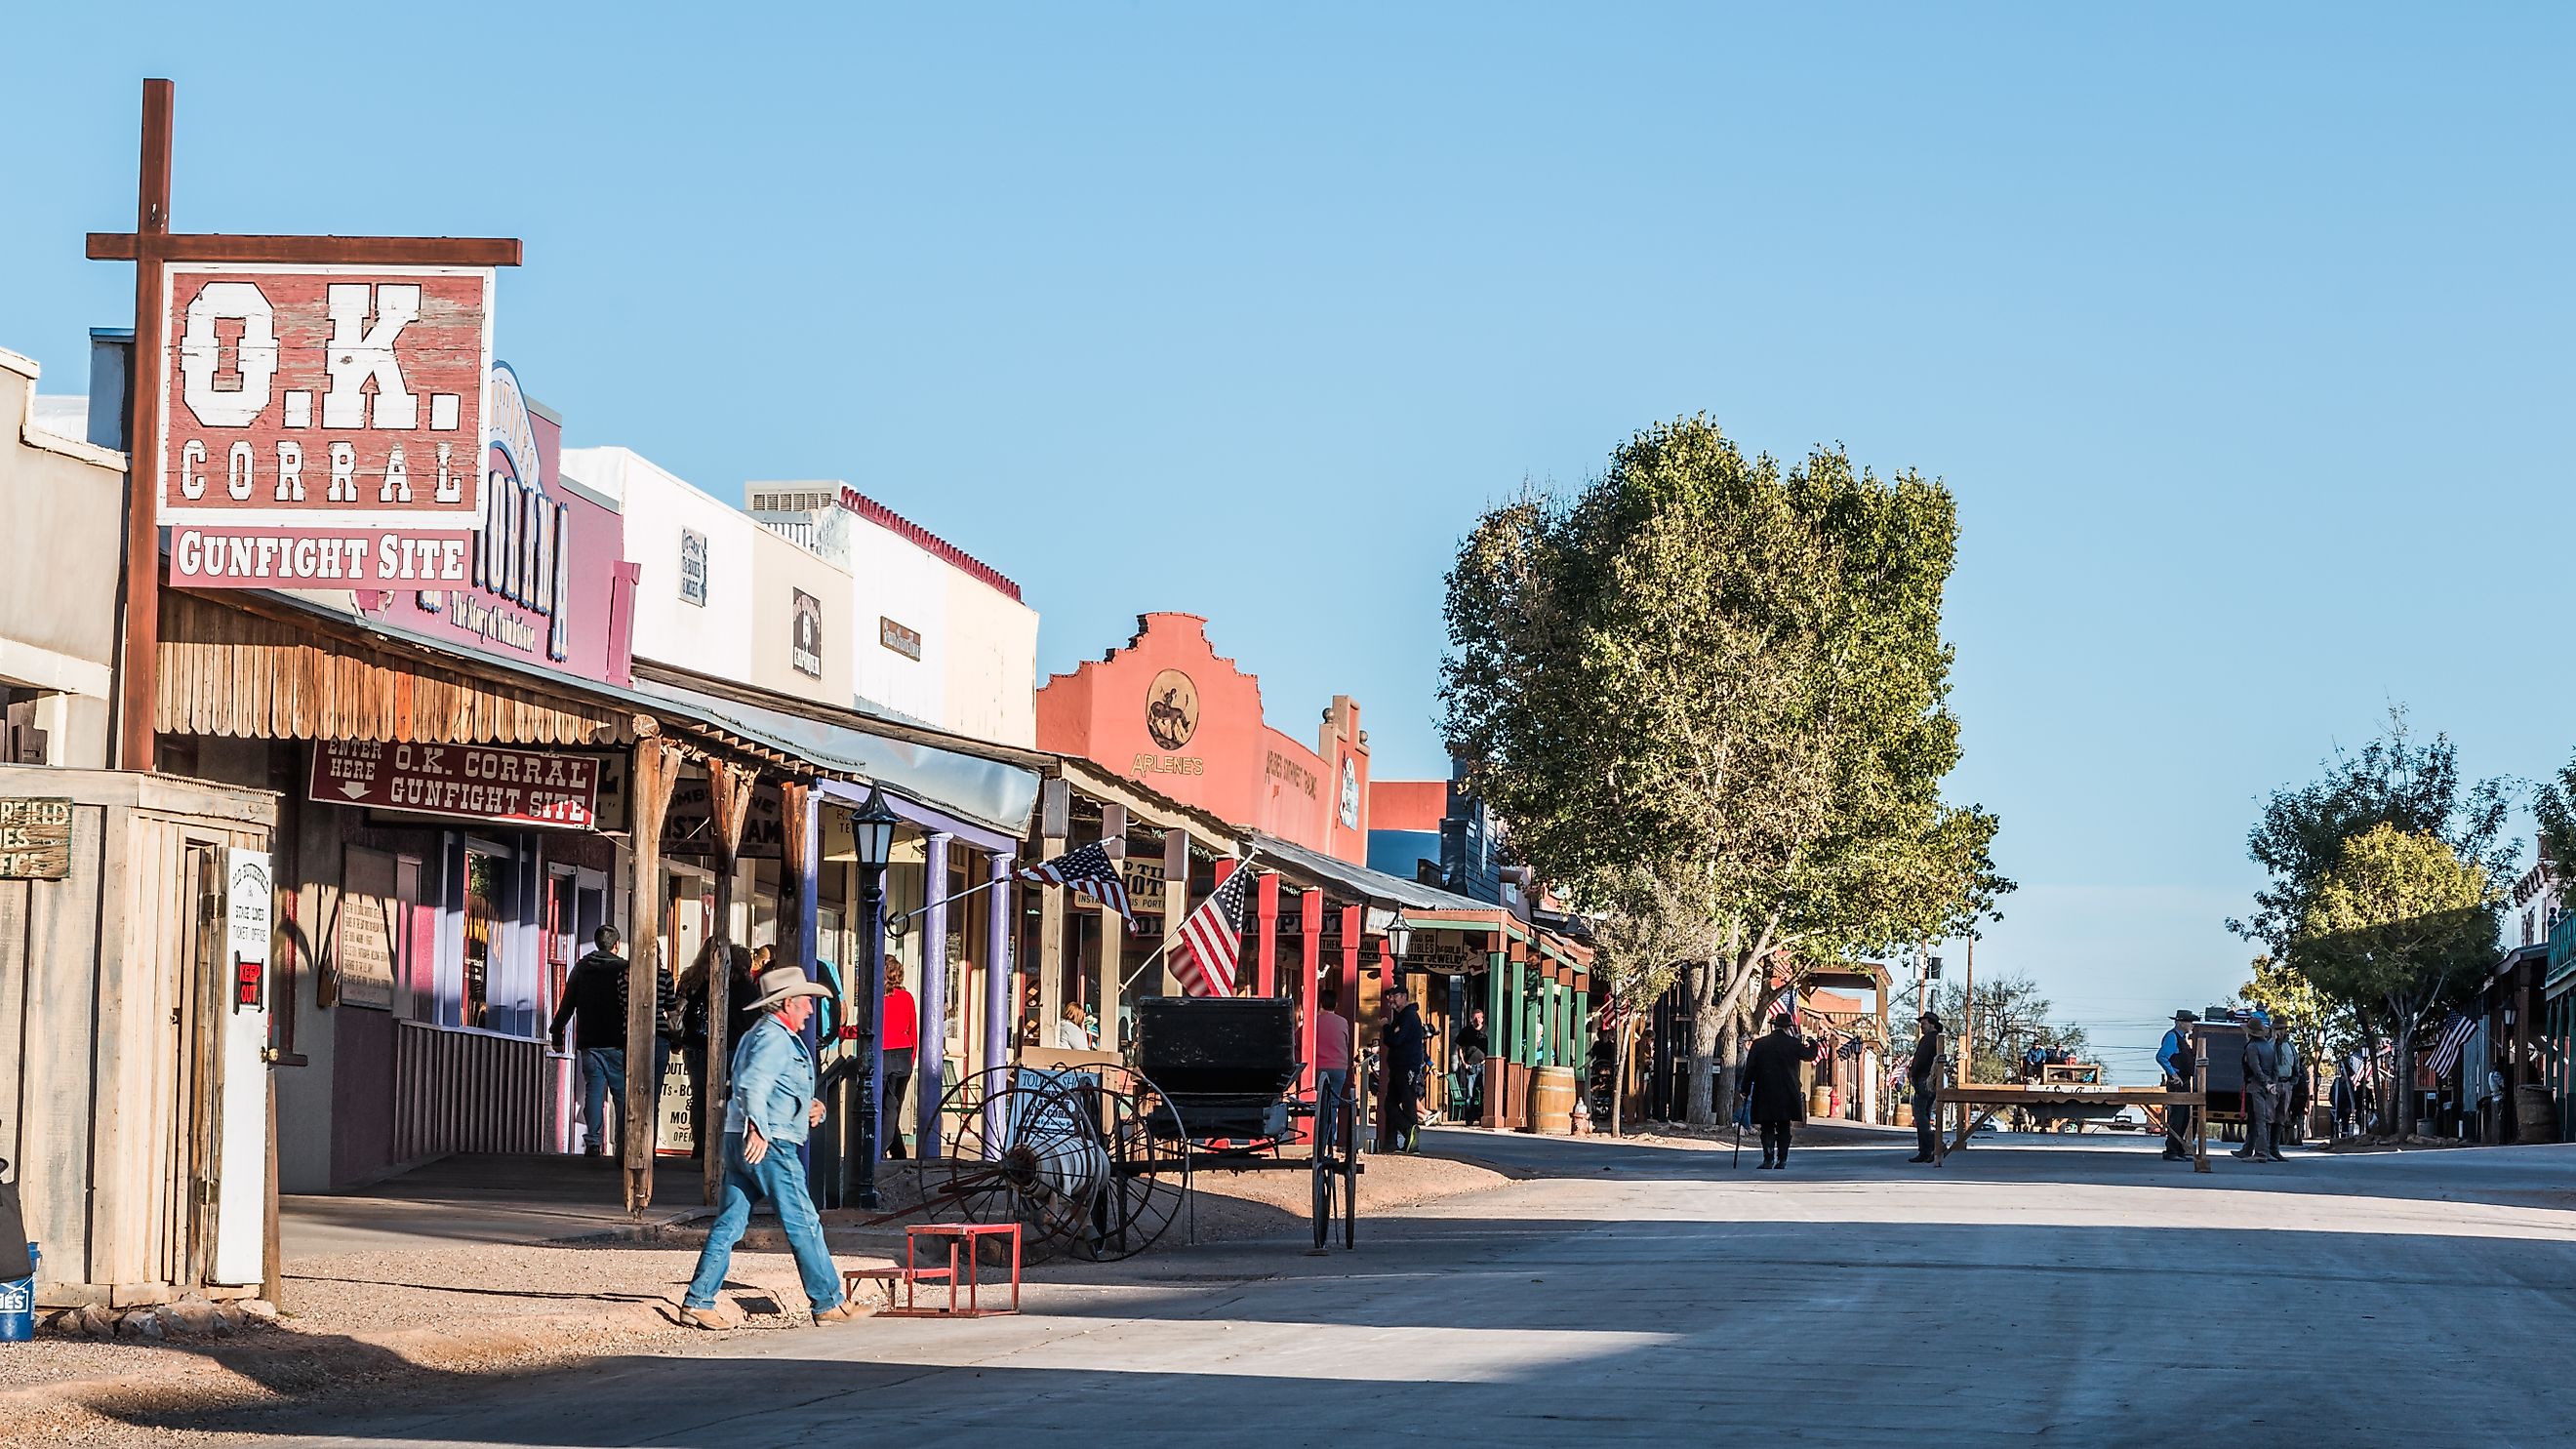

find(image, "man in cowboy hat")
[1908,1012,1947,1164]
[2157,1010,2200,1161]
[679,961,857,1329]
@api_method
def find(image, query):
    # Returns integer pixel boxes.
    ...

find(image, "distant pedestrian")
[1310,986,1353,1153]
[1384,986,1432,1150]
[882,963,919,1159]
[2156,1010,2199,1161]
[2272,1024,2302,1152]
[550,926,637,1157]
[1054,1000,1094,1051]
[1455,1007,1490,1123]
[2330,1060,2357,1140]
[1740,1013,1808,1169]
[2235,1017,2284,1162]
[680,964,857,1330]
[1908,1012,1947,1164]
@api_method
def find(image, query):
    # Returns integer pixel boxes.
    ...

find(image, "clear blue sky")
[7,6,2571,1070]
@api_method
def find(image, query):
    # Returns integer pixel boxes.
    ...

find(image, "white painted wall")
[563,446,758,678]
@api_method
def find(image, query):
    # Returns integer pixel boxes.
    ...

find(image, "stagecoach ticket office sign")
[157,264,496,587]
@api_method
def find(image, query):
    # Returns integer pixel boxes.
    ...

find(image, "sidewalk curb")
[0,1299,680,1424]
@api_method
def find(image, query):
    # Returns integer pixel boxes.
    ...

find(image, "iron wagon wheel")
[1339,1084,1359,1249]
[941,1074,1105,1264]
[1075,1069,1188,1262]
[1309,1141,1332,1250]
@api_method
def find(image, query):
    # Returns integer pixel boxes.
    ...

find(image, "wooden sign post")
[87,79,522,772]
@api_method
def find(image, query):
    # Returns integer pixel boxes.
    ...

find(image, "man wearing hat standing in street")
[2156,1011,2200,1162]
[680,962,857,1329]
[1908,1012,1947,1164]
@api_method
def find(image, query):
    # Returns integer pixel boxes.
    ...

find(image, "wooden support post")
[1161,826,1191,996]
[702,760,755,1205]
[1297,888,1324,1096]
[1099,803,1126,1050]
[113,79,172,773]
[1484,948,1507,1128]
[1342,906,1365,1148]
[624,734,681,1214]
[2194,1052,2211,1173]
[1255,871,1279,996]
[1034,780,1068,1044]
[984,848,1016,1079]
[916,831,950,1158]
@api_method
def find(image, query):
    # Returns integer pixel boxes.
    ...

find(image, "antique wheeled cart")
[925,995,1360,1260]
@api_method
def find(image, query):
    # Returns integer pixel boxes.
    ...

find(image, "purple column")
[984,849,1016,1151]
[916,831,951,1159]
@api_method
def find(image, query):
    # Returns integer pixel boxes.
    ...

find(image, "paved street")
[143,1129,2576,1448]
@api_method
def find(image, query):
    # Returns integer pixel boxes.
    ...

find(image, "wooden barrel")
[1809,1085,1834,1119]
[1527,1066,1577,1135]
[2516,1085,2558,1144]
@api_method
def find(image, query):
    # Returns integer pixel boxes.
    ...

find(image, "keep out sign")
[309,740,600,829]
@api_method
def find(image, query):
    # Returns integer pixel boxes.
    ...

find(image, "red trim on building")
[833,484,1024,602]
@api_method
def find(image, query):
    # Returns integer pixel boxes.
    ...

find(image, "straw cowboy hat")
[745,965,832,1013]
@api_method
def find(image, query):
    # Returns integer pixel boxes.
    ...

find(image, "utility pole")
[1958,937,1976,1089]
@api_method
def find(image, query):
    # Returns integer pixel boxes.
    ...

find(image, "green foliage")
[2235,953,2355,1063]
[2229,707,2516,964]
[1440,417,2008,1123]
[1926,974,2087,1084]
[2298,824,2497,1014]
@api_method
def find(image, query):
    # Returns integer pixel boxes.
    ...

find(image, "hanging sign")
[0,797,73,879]
[310,740,601,828]
[228,849,272,1011]
[159,264,496,587]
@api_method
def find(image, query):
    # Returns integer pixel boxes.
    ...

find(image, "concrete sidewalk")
[282,1152,710,1257]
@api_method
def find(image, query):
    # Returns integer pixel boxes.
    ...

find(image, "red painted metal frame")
[881,1223,1022,1318]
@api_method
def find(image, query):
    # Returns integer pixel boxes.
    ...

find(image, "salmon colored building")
[1035,613,1372,863]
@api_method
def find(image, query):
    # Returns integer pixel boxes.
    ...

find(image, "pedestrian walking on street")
[1740,1013,1808,1169]
[1908,1012,1947,1164]
[2330,1060,2357,1140]
[2156,1010,2199,1161]
[881,963,919,1159]
[680,964,858,1330]
[550,926,639,1157]
[1455,1007,1490,1123]
[2234,1016,2285,1162]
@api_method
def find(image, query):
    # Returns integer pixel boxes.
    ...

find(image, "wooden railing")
[391,1021,552,1163]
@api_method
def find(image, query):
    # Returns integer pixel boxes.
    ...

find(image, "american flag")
[2425,1012,2478,1079]
[1017,842,1138,931]
[1768,983,1799,1024]
[1172,865,1252,996]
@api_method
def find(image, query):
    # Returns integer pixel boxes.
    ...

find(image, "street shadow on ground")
[99,1210,2576,1447]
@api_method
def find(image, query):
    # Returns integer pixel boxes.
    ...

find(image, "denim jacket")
[725,1016,816,1145]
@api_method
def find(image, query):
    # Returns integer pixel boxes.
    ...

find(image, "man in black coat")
[1739,1013,1809,1169]
[1909,1012,1947,1164]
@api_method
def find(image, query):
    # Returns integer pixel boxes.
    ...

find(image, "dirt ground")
[2,1149,1508,1442]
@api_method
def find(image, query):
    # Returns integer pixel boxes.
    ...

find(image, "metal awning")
[633,675,1039,839]
[1249,830,1503,916]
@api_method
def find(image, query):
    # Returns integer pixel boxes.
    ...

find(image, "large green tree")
[1589,864,1720,1137]
[2298,823,2500,1131]
[1442,417,2007,1125]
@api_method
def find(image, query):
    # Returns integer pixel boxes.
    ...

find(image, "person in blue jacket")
[680,963,856,1330]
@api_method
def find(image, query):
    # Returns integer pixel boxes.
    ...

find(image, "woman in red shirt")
[881,963,919,1158]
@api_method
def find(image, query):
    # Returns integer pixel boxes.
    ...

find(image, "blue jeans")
[684,1133,843,1312]
[1316,1067,1348,1152]
[581,1043,670,1153]
[582,1048,626,1152]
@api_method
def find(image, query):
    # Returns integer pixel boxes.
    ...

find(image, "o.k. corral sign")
[310,740,600,829]
[159,265,495,587]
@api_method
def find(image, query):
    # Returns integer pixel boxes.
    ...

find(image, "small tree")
[2297,824,2499,1137]
[2235,953,2356,1091]
[1589,865,1718,1137]
[1931,974,2087,1084]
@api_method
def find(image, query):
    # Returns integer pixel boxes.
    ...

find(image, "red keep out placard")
[310,740,600,830]
[158,264,494,586]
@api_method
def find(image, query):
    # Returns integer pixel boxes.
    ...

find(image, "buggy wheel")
[1081,1073,1187,1262]
[1310,1146,1332,1250]
[942,1075,1103,1264]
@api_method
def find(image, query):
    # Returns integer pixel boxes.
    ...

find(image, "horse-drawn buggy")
[924,995,1362,1260]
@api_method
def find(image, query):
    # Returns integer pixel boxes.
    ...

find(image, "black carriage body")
[1136,995,1301,1141]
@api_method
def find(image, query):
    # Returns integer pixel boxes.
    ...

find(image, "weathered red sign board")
[160,264,494,587]
[309,740,600,829]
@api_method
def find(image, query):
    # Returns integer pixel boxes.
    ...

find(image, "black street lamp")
[849,784,901,1210]
[1388,911,1415,962]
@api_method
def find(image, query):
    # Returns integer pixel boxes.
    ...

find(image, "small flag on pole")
[1017,842,1138,931]
[1173,865,1252,996]
[2425,1012,2477,1079]
[1768,983,1799,1024]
